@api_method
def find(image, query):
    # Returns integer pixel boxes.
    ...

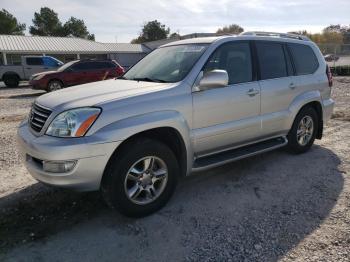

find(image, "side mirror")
[196,69,228,91]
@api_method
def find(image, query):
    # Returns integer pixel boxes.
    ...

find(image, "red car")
[30,59,125,92]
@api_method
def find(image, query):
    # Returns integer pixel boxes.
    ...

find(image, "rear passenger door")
[24,57,46,77]
[192,41,261,156]
[256,41,295,136]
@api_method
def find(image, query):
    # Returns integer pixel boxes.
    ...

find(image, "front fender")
[89,110,193,174]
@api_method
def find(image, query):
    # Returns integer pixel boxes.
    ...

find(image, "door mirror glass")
[197,70,228,91]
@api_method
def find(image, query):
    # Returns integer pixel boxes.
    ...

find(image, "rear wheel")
[3,74,19,88]
[287,106,318,154]
[101,138,179,217]
[47,80,63,92]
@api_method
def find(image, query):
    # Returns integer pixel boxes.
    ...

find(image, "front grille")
[29,103,52,132]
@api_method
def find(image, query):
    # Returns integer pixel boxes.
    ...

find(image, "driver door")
[192,41,261,156]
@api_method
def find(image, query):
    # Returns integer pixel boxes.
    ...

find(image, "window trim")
[287,43,319,76]
[201,40,256,86]
[254,40,290,81]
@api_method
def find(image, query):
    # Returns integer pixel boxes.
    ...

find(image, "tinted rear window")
[26,57,43,66]
[288,43,319,75]
[256,42,287,80]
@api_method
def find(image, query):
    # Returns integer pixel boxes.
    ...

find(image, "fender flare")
[287,90,323,130]
[90,110,193,174]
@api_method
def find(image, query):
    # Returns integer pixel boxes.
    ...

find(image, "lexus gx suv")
[18,32,334,217]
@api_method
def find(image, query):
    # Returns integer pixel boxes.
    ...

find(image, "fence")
[318,44,350,75]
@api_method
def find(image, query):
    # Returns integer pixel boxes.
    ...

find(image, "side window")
[43,57,59,67]
[26,57,44,66]
[256,42,287,80]
[70,62,88,71]
[203,42,253,85]
[102,62,115,68]
[288,43,319,75]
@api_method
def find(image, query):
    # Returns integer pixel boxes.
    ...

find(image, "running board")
[192,136,288,172]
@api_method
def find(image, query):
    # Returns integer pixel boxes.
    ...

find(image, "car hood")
[32,71,57,78]
[35,79,172,110]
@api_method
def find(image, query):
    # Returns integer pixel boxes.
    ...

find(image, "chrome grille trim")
[29,103,52,133]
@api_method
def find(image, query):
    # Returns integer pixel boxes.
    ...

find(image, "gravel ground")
[0,79,349,261]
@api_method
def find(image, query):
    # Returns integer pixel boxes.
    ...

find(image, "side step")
[192,136,288,172]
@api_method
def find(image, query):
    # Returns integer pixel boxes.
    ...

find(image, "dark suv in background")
[30,59,125,91]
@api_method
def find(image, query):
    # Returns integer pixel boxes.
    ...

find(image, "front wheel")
[47,80,63,92]
[101,138,179,217]
[3,74,19,88]
[287,106,318,154]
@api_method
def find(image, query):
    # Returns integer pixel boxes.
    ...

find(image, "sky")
[1,0,350,43]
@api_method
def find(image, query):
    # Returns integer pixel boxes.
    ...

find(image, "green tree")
[63,17,95,40]
[131,20,170,43]
[323,24,350,44]
[216,24,244,35]
[0,9,26,35]
[29,7,64,36]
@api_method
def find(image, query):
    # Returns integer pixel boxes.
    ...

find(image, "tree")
[63,17,95,40]
[323,24,350,44]
[169,32,180,39]
[0,9,26,35]
[216,24,244,35]
[29,7,64,36]
[131,20,170,43]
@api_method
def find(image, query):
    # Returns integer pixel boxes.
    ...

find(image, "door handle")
[246,88,259,96]
[289,82,296,89]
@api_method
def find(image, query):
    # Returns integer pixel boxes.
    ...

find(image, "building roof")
[0,35,148,54]
[103,43,150,53]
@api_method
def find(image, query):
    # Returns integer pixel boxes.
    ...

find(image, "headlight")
[32,74,45,80]
[46,108,101,137]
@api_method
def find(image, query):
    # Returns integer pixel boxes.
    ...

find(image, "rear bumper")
[17,121,121,191]
[322,98,335,124]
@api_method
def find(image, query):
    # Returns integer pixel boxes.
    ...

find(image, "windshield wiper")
[131,77,169,83]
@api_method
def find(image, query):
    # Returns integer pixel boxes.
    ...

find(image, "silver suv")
[18,32,334,217]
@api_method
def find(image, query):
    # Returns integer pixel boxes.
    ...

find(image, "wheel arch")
[289,92,323,139]
[96,110,193,186]
[104,127,188,179]
[2,71,20,80]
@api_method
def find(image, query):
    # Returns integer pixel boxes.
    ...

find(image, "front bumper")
[17,121,121,191]
[29,79,47,90]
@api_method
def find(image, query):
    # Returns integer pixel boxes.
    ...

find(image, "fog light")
[43,160,76,173]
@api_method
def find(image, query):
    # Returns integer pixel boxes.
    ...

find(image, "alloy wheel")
[124,156,168,205]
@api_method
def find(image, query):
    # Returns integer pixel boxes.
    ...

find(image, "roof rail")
[240,31,310,41]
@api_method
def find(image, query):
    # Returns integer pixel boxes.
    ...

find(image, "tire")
[47,80,63,92]
[287,106,318,154]
[101,138,179,217]
[3,74,19,88]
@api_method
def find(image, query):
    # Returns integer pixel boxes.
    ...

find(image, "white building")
[0,35,151,69]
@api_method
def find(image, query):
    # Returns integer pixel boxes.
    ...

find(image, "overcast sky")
[2,0,350,43]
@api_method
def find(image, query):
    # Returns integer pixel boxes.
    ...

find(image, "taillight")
[116,66,125,76]
[326,65,333,87]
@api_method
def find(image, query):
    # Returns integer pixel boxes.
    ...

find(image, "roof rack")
[240,31,310,41]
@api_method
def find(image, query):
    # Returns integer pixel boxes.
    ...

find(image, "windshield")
[57,60,77,72]
[123,44,208,83]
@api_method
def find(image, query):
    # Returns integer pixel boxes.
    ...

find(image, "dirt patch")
[332,111,350,121]
[0,114,26,123]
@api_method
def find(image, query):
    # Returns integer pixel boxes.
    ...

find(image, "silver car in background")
[18,32,334,217]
